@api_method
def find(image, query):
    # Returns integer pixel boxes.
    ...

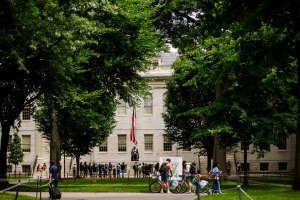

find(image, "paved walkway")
[19,192,199,200]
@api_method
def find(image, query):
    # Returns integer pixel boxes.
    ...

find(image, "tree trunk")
[213,83,227,172]
[243,138,249,186]
[0,122,11,186]
[49,104,61,177]
[293,40,300,190]
[14,164,17,178]
[206,151,212,173]
[213,136,227,172]
[76,152,80,178]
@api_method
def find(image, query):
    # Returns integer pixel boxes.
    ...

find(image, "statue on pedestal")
[131,147,139,161]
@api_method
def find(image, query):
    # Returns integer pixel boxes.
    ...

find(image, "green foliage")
[8,132,24,167]
[31,0,164,157]
[157,0,298,157]
[1,0,164,182]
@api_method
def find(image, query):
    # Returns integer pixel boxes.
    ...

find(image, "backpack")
[189,164,195,174]
[159,163,168,176]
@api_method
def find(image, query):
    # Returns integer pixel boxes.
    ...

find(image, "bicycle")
[177,175,189,193]
[192,178,212,197]
[149,174,181,193]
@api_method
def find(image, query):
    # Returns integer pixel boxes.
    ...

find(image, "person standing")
[209,162,223,194]
[48,160,59,198]
[237,162,241,175]
[121,162,125,178]
[141,163,145,178]
[117,163,121,178]
[160,158,172,194]
[155,162,159,175]
[108,162,113,178]
[43,163,47,172]
[72,164,76,178]
[182,160,193,193]
[133,162,139,178]
[226,161,231,176]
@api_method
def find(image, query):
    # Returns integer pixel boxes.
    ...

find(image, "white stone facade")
[4,52,296,176]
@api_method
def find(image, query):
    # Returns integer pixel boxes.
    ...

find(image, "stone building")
[4,52,296,177]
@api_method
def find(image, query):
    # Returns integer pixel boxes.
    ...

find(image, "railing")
[7,171,31,179]
[0,180,21,200]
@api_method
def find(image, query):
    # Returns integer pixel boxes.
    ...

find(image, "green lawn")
[249,176,293,186]
[0,193,36,200]
[2,177,300,200]
[19,177,152,193]
[201,184,300,200]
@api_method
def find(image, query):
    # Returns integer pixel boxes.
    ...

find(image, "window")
[7,165,12,173]
[22,135,31,152]
[260,163,269,171]
[22,107,31,120]
[241,141,249,151]
[152,59,159,67]
[144,94,153,114]
[149,59,160,70]
[22,165,31,173]
[118,135,127,152]
[144,134,153,151]
[278,162,287,171]
[277,135,287,150]
[7,135,12,152]
[99,139,108,152]
[163,135,172,151]
[117,100,127,115]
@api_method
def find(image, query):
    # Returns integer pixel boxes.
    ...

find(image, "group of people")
[75,162,127,178]
[36,163,47,173]
[48,158,226,197]
[132,162,154,178]
[158,158,223,194]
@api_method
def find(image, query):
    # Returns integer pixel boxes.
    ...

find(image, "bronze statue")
[131,147,139,161]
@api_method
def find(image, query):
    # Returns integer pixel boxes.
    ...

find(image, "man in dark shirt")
[49,160,59,198]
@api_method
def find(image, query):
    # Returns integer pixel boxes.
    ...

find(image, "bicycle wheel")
[199,180,210,194]
[169,181,181,193]
[180,181,188,193]
[150,181,161,193]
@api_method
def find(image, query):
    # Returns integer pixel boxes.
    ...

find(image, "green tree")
[8,132,24,177]
[0,0,47,184]
[155,0,298,187]
[34,91,116,177]
[163,57,216,172]
[42,0,164,170]
[0,0,163,185]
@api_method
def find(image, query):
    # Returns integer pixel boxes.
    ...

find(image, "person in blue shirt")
[209,162,223,194]
[49,160,59,198]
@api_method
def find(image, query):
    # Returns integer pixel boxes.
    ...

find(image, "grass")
[0,193,36,200]
[249,176,293,185]
[201,183,300,200]
[2,177,300,199]
[19,177,151,193]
